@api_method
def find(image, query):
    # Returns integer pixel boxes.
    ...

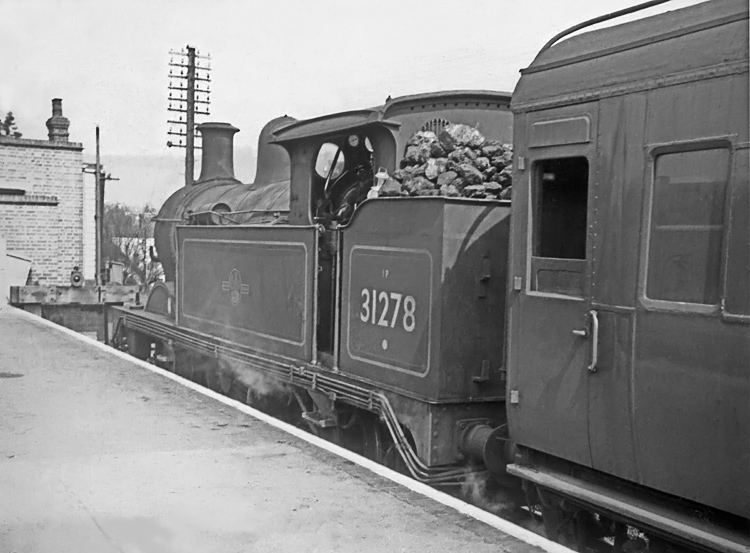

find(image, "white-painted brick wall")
[0,137,90,286]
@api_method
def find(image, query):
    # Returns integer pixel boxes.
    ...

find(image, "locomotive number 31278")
[360,289,416,332]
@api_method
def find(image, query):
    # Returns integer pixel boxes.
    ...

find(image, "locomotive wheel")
[383,442,409,475]
[202,361,223,392]
[127,329,151,360]
[173,349,206,385]
[215,368,248,402]
[339,411,384,463]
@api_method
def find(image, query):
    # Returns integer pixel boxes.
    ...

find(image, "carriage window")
[530,157,589,296]
[646,148,730,305]
[534,157,589,260]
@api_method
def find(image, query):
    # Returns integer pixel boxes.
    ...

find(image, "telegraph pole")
[95,126,101,285]
[185,47,196,186]
[168,45,211,186]
[84,128,118,286]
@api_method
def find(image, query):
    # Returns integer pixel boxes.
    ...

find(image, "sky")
[1,0,707,207]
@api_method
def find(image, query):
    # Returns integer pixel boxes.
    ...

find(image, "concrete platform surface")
[0,307,558,553]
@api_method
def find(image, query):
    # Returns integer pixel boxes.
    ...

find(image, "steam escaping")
[217,357,289,400]
[460,470,546,534]
[460,470,513,514]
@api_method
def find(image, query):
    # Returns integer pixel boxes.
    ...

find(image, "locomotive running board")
[507,464,750,553]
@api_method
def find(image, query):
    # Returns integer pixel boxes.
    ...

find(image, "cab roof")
[271,90,512,144]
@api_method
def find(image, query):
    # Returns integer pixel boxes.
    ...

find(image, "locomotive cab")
[309,132,382,359]
[271,115,399,363]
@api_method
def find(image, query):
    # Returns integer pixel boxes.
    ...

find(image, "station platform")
[0,306,567,553]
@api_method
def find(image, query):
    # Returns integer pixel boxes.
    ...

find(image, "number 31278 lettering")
[360,289,416,332]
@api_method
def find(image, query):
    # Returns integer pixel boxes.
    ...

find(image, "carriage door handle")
[572,310,599,373]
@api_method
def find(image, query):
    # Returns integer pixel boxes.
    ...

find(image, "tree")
[103,203,163,286]
[0,111,22,137]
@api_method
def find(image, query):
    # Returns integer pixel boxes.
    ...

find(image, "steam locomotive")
[115,1,749,551]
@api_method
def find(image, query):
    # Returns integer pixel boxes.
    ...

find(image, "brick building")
[0,99,95,287]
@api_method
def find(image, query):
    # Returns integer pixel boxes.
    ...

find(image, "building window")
[646,148,730,305]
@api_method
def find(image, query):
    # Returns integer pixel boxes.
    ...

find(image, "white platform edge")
[10,306,572,553]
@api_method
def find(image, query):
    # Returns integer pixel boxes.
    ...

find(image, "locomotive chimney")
[196,122,240,184]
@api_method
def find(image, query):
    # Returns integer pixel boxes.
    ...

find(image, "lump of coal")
[440,123,486,149]
[411,163,427,178]
[429,142,446,158]
[490,145,513,168]
[439,184,461,197]
[407,130,438,147]
[437,170,458,187]
[404,176,435,196]
[380,177,405,197]
[456,163,484,186]
[451,177,466,191]
[395,124,513,201]
[463,184,487,198]
[474,156,491,171]
[403,131,440,166]
[481,140,504,158]
[403,144,429,166]
[495,165,513,186]
[425,158,448,180]
[484,181,503,194]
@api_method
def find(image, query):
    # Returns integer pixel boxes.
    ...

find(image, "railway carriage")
[115,1,749,550]
[506,0,749,550]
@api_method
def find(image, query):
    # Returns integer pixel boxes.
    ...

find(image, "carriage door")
[509,105,597,468]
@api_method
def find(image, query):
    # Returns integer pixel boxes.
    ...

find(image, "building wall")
[0,136,93,285]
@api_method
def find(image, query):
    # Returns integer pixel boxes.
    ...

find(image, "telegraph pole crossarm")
[167,45,211,182]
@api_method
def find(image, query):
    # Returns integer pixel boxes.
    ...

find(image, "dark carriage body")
[506,0,749,548]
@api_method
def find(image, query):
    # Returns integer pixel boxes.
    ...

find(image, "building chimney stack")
[46,98,70,142]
